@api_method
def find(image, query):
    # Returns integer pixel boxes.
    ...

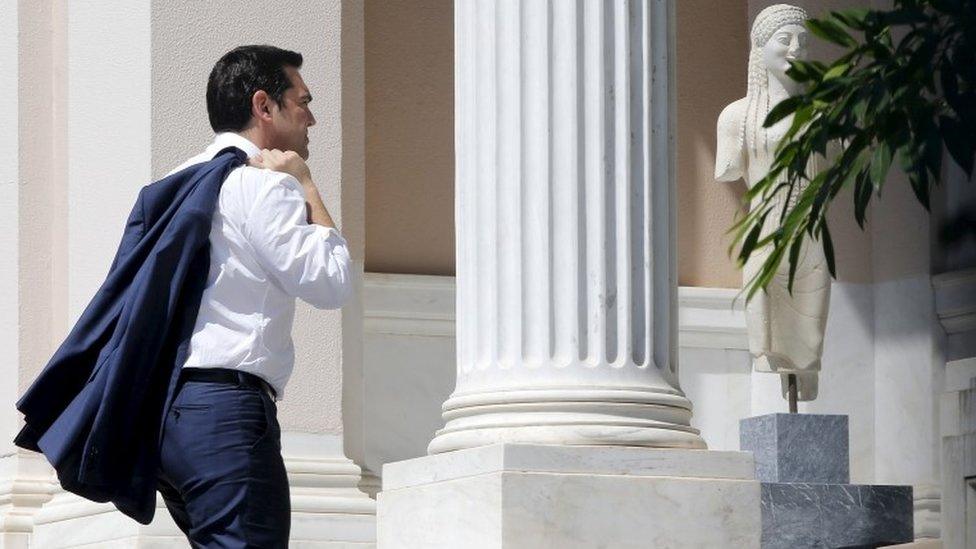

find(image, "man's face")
[269,66,316,159]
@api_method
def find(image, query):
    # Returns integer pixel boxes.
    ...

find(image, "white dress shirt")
[163,132,353,401]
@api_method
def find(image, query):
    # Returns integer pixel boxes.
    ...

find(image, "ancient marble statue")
[715,4,830,403]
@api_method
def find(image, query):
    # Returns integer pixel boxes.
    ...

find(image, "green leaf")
[880,8,929,26]
[807,18,858,48]
[787,235,803,294]
[908,169,931,211]
[853,171,873,229]
[869,142,893,191]
[786,60,824,83]
[831,8,871,30]
[823,62,851,81]
[922,125,942,179]
[820,222,837,277]
[939,115,975,176]
[764,97,804,128]
[729,0,976,303]
[809,171,832,219]
[738,220,764,266]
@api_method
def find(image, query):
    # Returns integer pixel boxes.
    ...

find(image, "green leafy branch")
[729,0,975,301]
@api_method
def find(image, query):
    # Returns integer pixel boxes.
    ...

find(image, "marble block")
[740,413,849,484]
[740,413,914,548]
[760,483,914,548]
[377,444,761,548]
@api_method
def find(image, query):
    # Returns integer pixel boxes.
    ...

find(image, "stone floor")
[889,540,942,548]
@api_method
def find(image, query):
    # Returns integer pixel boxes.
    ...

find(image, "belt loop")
[234,370,247,388]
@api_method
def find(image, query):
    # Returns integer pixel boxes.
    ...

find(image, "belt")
[179,367,277,401]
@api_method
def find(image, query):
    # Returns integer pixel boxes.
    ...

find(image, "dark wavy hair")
[206,45,303,133]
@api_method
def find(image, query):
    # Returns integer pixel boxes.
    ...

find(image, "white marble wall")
[66,0,152,322]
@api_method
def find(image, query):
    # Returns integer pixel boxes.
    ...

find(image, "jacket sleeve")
[108,188,146,274]
[243,173,353,309]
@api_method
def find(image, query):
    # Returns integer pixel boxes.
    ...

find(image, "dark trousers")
[156,372,290,548]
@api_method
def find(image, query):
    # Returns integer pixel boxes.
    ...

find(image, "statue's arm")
[714,99,748,182]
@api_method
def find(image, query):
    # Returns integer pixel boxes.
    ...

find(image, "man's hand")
[248,149,312,184]
[247,148,337,230]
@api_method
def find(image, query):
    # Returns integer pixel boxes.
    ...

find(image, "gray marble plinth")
[761,483,913,548]
[741,413,849,483]
[741,414,914,548]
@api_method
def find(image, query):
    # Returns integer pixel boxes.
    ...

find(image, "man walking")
[155,45,352,547]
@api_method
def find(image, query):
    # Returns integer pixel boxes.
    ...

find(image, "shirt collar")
[210,132,262,159]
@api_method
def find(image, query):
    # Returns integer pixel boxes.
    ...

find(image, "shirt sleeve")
[243,173,353,309]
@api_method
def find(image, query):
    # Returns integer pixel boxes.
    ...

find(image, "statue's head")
[751,4,809,88]
[739,4,809,155]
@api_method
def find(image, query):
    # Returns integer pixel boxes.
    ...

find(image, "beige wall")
[363,0,763,287]
[365,0,455,275]
[675,0,750,288]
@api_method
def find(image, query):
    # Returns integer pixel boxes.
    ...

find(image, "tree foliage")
[730,0,975,301]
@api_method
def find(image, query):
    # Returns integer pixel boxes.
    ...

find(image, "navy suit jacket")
[14,146,249,524]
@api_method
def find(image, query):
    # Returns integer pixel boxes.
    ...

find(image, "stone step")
[759,483,913,549]
[888,540,942,548]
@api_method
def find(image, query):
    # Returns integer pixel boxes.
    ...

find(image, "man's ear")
[251,90,274,122]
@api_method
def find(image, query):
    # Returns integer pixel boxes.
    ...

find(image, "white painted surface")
[0,0,19,456]
[66,0,152,324]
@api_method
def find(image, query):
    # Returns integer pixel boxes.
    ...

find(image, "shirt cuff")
[314,225,344,242]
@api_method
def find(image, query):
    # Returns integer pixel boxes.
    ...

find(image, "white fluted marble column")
[429,0,705,454]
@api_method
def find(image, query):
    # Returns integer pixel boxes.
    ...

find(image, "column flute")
[429,0,705,454]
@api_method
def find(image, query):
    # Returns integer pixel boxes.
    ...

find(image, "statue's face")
[762,23,808,86]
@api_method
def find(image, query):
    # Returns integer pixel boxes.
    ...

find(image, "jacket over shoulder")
[13,146,249,524]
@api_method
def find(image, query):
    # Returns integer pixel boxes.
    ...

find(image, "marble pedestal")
[741,414,913,548]
[377,444,761,549]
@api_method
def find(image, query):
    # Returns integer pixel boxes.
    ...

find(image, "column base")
[912,484,941,540]
[377,443,760,548]
[0,450,58,549]
[428,386,707,453]
[428,424,706,454]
